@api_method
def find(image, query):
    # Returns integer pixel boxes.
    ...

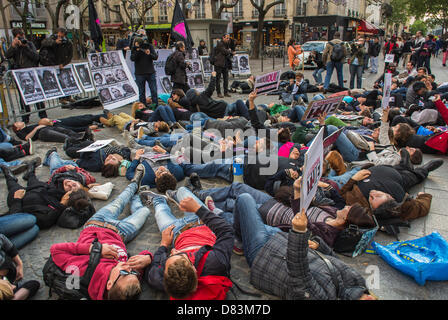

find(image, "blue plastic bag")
[371,232,448,285]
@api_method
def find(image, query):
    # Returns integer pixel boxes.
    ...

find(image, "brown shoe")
[325,151,346,176]
[217,94,224,98]
[224,93,231,97]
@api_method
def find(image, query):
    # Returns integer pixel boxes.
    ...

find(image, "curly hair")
[163,259,198,299]
[155,173,177,193]
[67,189,91,212]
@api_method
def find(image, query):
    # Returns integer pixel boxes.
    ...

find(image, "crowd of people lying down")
[1,65,447,301]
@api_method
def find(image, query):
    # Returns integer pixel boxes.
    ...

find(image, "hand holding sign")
[292,209,308,233]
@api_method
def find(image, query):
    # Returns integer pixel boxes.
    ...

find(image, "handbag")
[89,182,115,200]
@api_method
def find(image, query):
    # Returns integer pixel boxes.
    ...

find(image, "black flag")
[170,0,194,50]
[88,0,103,50]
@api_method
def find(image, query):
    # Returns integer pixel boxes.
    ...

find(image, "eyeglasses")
[111,269,140,289]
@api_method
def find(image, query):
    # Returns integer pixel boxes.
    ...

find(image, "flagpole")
[166,33,171,49]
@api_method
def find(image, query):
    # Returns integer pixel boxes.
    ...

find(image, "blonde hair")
[131,102,144,118]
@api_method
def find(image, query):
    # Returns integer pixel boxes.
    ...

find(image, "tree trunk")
[0,0,10,45]
[252,12,265,59]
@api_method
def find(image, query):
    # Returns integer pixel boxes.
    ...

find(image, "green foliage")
[407,0,448,31]
[388,0,410,25]
[410,20,428,35]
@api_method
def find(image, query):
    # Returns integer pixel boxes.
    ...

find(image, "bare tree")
[210,0,239,19]
[43,0,69,32]
[8,0,33,36]
[249,0,284,59]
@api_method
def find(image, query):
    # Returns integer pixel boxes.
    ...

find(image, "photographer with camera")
[348,38,366,90]
[6,28,47,124]
[130,34,159,108]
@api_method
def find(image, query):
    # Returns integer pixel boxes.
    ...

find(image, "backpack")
[330,42,345,62]
[164,53,177,76]
[42,239,102,300]
[170,250,233,300]
[39,46,56,66]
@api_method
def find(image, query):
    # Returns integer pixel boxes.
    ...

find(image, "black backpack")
[164,53,177,76]
[330,42,345,62]
[42,239,102,300]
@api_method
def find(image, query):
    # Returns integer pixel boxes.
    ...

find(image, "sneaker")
[9,163,28,175]
[233,245,244,256]
[82,127,94,141]
[123,130,139,149]
[189,172,202,191]
[140,190,166,206]
[217,93,224,98]
[165,189,179,206]
[27,139,33,155]
[131,164,145,189]
[24,157,42,169]
[205,196,215,212]
[44,147,57,165]
[137,127,144,140]
[224,93,231,98]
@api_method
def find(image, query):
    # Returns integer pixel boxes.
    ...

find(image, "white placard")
[12,69,46,105]
[254,70,281,94]
[73,62,95,92]
[382,72,393,109]
[77,139,115,153]
[385,54,395,63]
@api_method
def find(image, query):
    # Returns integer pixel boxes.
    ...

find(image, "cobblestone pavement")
[5,55,448,300]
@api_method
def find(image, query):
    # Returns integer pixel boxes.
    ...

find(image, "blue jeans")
[136,73,158,106]
[153,187,208,246]
[136,133,185,147]
[370,56,379,73]
[327,167,361,189]
[324,61,344,89]
[86,183,150,243]
[349,64,363,89]
[0,213,39,249]
[313,68,325,84]
[232,194,281,267]
[149,105,176,124]
[327,125,360,162]
[43,151,79,175]
[197,182,273,213]
[180,159,233,182]
[225,100,250,120]
[0,158,22,173]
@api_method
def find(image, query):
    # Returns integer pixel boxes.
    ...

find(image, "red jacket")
[50,226,152,300]
[48,166,96,186]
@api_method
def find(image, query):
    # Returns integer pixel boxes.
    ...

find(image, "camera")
[60,37,68,44]
[18,37,27,45]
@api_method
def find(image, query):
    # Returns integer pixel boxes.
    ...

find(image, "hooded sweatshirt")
[50,226,152,300]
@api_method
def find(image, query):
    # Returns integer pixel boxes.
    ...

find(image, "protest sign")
[200,56,214,78]
[382,72,393,109]
[12,69,46,105]
[89,50,138,110]
[73,63,95,92]
[302,96,344,121]
[385,54,395,63]
[77,139,115,153]
[231,55,239,75]
[300,127,324,213]
[36,67,64,99]
[323,128,343,156]
[153,49,173,93]
[56,65,82,96]
[186,58,205,92]
[255,70,281,94]
[237,54,251,75]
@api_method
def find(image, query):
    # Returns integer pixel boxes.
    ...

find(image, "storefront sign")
[11,21,46,29]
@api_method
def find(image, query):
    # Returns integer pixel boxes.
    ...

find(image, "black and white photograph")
[186,48,199,60]
[110,87,124,99]
[13,69,45,104]
[36,68,64,99]
[104,71,117,84]
[200,56,213,77]
[93,72,104,86]
[56,66,82,96]
[187,75,195,88]
[110,51,121,65]
[122,83,136,97]
[114,68,128,81]
[99,88,113,103]
[160,76,173,93]
[74,63,94,92]
[89,53,101,69]
[100,52,111,66]
[231,55,239,74]
[191,60,201,73]
[238,54,251,74]
[193,74,204,87]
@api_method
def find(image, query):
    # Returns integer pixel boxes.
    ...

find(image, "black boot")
[420,159,444,173]
[82,127,94,141]
[131,164,145,190]
[0,164,18,182]
[45,147,57,163]
[22,160,37,181]
[399,148,414,171]
[189,173,202,191]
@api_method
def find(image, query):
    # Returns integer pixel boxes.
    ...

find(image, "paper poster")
[200,56,214,78]
[56,65,82,96]
[300,127,324,213]
[254,70,281,94]
[36,67,64,99]
[237,54,251,75]
[323,128,343,156]
[12,69,46,105]
[153,49,173,93]
[73,62,95,92]
[89,50,138,110]
[77,139,115,153]
[185,48,199,60]
[231,55,239,75]
[382,72,393,109]
[186,58,205,92]
[302,96,344,121]
[385,54,395,63]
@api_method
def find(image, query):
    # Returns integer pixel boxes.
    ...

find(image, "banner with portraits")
[89,50,138,110]
[73,63,95,92]
[13,69,46,105]
[186,54,205,92]
[56,65,82,96]
[231,54,251,75]
[154,49,173,94]
[200,56,214,78]
[35,68,64,99]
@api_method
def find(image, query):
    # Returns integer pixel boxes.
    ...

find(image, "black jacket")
[40,37,73,66]
[5,42,39,69]
[368,42,381,57]
[170,50,188,84]
[130,44,158,75]
[144,206,233,293]
[187,76,227,118]
[213,40,231,68]
[198,44,208,56]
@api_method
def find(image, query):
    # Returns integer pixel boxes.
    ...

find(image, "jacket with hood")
[186,76,227,119]
[170,50,188,85]
[322,39,347,65]
[50,226,152,300]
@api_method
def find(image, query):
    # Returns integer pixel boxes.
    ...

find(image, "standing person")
[442,37,448,67]
[401,36,413,68]
[368,36,381,74]
[0,37,7,63]
[349,38,366,89]
[322,32,347,91]
[116,31,131,56]
[363,36,371,73]
[311,50,325,84]
[411,31,425,65]
[287,39,301,71]
[212,34,233,98]
[130,37,158,107]
[198,40,208,56]
[418,35,435,74]
[5,28,47,124]
[168,41,190,93]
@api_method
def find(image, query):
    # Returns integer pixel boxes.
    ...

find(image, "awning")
[145,23,171,30]
[357,20,380,34]
[32,29,50,34]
